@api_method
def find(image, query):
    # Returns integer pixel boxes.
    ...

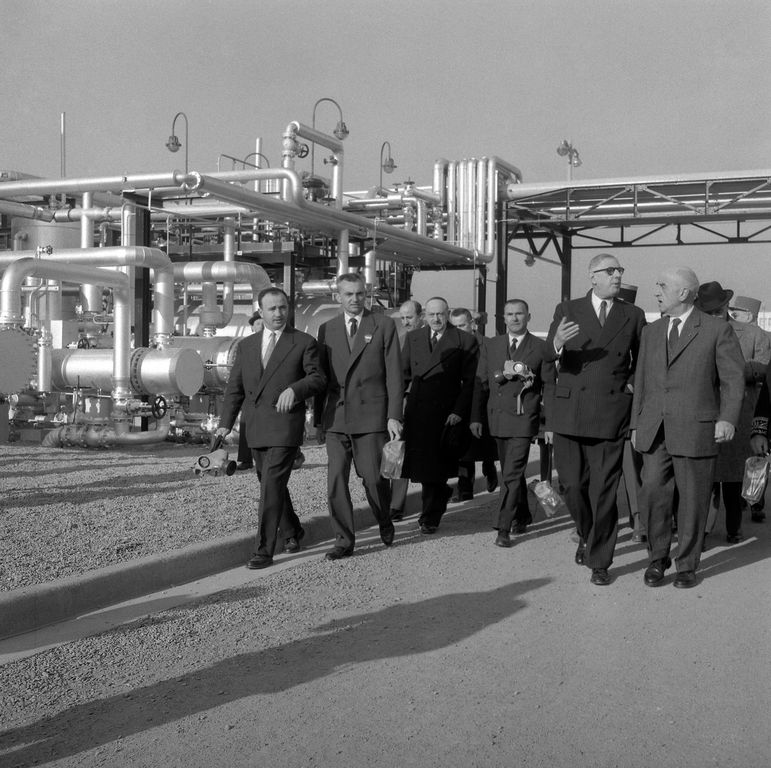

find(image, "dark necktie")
[262,331,276,367]
[668,317,681,358]
[431,331,439,351]
[349,317,358,337]
[598,300,607,327]
[509,336,518,359]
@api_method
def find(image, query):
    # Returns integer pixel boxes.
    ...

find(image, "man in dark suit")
[546,253,646,585]
[449,307,498,501]
[403,297,479,533]
[315,273,404,559]
[631,267,744,588]
[217,287,326,570]
[472,299,550,547]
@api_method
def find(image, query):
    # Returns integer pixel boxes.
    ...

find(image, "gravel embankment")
[1,441,356,593]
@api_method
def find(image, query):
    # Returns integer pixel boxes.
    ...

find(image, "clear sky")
[2,0,771,327]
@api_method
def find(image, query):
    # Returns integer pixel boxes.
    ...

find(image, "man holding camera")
[471,299,550,547]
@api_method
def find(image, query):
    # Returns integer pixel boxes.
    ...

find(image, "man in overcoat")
[315,273,404,559]
[545,253,647,585]
[472,299,550,547]
[217,288,326,569]
[632,267,744,588]
[403,297,478,533]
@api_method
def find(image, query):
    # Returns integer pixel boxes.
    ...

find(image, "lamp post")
[379,141,397,190]
[166,111,189,185]
[556,139,582,181]
[310,97,348,176]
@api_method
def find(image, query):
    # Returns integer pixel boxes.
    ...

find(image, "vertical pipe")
[121,204,137,332]
[458,161,467,248]
[475,158,487,254]
[80,192,102,312]
[447,161,457,245]
[221,216,236,323]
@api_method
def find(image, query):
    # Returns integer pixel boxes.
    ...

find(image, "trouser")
[494,436,532,532]
[253,446,302,557]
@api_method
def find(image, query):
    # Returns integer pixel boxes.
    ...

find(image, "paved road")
[1,498,770,768]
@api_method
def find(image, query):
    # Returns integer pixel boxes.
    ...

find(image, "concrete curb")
[0,490,426,641]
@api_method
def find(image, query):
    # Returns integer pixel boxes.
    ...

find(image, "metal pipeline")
[0,200,55,222]
[42,420,170,448]
[0,258,132,403]
[0,245,175,341]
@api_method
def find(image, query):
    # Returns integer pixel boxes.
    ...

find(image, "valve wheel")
[150,395,168,419]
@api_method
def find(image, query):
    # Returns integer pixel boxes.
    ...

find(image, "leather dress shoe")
[486,476,499,493]
[419,522,438,534]
[574,542,586,565]
[325,546,353,561]
[643,557,671,587]
[750,509,766,523]
[284,527,305,553]
[494,530,512,548]
[631,530,647,543]
[380,521,395,547]
[673,570,698,589]
[246,554,273,569]
[390,508,404,522]
[236,461,254,471]
[451,492,473,503]
[726,533,743,544]
[293,451,306,470]
[590,568,611,586]
[512,521,528,535]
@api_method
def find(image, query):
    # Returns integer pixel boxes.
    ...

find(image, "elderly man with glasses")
[545,253,647,585]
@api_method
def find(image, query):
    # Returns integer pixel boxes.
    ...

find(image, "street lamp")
[379,141,397,190]
[310,97,348,176]
[556,139,582,181]
[166,111,189,183]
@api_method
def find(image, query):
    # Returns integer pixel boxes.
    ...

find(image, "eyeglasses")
[592,267,625,276]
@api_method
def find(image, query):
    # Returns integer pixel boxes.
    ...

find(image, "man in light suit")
[403,297,479,533]
[217,288,326,570]
[632,267,744,588]
[315,273,404,559]
[546,253,647,585]
[472,299,550,547]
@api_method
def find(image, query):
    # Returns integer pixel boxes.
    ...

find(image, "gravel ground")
[1,441,361,592]
[1,503,770,768]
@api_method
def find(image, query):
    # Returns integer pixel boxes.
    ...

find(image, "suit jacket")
[220,327,326,448]
[402,324,479,480]
[545,293,646,439]
[315,309,403,434]
[472,331,550,438]
[631,308,745,457]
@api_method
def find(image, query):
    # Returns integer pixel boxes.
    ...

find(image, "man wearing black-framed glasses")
[545,253,646,585]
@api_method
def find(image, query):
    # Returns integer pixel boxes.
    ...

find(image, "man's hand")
[714,420,735,443]
[315,426,326,445]
[750,435,768,456]
[470,422,483,439]
[215,426,230,439]
[275,387,297,413]
[553,316,580,351]
[387,418,403,441]
[445,413,462,426]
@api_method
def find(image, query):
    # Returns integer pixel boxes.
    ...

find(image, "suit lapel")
[347,311,374,370]
[598,300,630,346]
[668,310,701,365]
[255,328,293,397]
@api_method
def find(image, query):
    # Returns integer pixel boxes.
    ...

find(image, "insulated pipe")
[187,171,485,265]
[0,245,175,340]
[476,158,488,255]
[0,258,131,402]
[0,171,191,199]
[221,216,236,325]
[447,161,457,245]
[80,192,102,313]
[433,159,449,209]
[0,200,55,222]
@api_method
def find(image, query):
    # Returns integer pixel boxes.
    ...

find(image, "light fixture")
[166,111,189,184]
[556,139,582,181]
[311,97,348,175]
[379,141,397,190]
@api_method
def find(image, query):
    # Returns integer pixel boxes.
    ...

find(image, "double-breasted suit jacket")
[631,309,745,458]
[472,331,550,439]
[403,324,479,482]
[545,294,646,439]
[221,327,326,446]
[315,309,403,435]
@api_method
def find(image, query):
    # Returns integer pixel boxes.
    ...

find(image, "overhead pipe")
[188,170,486,265]
[0,200,55,222]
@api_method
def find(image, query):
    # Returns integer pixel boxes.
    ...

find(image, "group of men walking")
[218,254,751,590]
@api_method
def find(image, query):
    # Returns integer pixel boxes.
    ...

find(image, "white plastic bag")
[380,439,405,479]
[741,455,769,504]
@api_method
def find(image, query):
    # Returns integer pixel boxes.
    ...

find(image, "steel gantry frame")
[499,169,771,309]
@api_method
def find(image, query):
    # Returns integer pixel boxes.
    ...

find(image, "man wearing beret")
[632,271,744,588]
